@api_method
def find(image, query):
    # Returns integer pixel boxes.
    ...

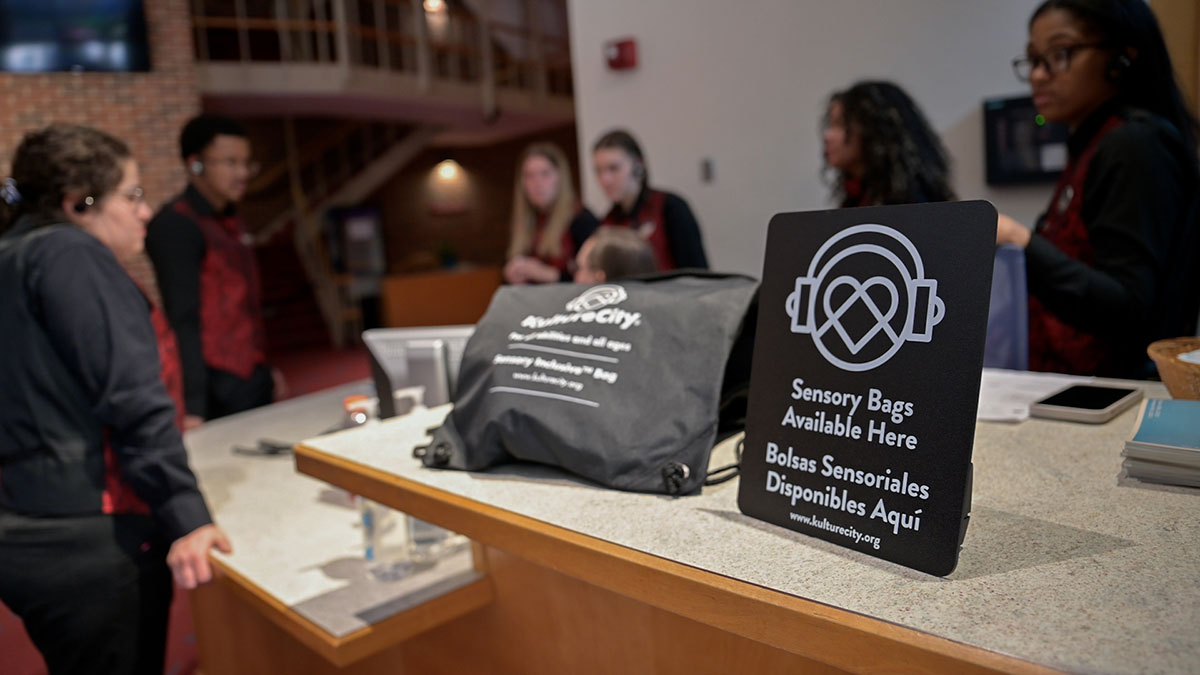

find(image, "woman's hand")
[503,256,533,284]
[504,256,560,284]
[167,523,233,589]
[996,213,1032,248]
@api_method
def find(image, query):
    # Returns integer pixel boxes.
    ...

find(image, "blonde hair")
[507,142,577,261]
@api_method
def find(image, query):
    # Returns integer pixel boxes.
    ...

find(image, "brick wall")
[0,0,201,300]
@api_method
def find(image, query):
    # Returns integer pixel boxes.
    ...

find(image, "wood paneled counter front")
[293,386,1200,675]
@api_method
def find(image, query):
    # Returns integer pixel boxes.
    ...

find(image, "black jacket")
[0,220,211,541]
[1026,103,1200,375]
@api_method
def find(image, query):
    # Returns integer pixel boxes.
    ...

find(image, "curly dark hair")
[825,81,956,207]
[0,124,131,234]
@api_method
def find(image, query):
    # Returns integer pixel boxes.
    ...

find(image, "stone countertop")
[300,382,1200,674]
[184,382,480,638]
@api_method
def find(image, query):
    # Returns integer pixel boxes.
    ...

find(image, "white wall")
[567,0,1054,277]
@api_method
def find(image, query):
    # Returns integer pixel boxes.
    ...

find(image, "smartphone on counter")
[1029,384,1143,424]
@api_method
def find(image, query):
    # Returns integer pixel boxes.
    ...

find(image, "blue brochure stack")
[1122,398,1200,488]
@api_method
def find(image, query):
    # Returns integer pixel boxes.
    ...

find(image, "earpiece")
[1107,53,1132,82]
[633,163,645,180]
[73,196,94,213]
[190,160,204,176]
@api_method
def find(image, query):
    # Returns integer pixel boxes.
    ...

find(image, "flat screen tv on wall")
[0,1,151,73]
[983,95,1069,185]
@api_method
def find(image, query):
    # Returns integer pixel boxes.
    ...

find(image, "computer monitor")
[983,95,1069,185]
[362,325,475,419]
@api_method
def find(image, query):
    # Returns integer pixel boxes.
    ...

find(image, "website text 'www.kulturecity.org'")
[789,512,881,550]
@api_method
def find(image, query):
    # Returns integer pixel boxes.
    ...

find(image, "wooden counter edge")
[294,442,1061,675]
[204,554,494,667]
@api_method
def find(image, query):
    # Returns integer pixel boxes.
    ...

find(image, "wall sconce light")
[435,159,461,181]
[423,0,449,41]
[429,159,468,215]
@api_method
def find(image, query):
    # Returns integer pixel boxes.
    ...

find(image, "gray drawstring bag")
[416,272,758,495]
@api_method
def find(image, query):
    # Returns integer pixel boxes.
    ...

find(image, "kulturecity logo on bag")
[566,284,627,312]
[520,285,642,330]
[785,224,945,372]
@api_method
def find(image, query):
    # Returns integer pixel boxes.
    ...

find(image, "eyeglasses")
[1012,42,1109,81]
[75,186,144,211]
[120,186,145,204]
[204,157,261,177]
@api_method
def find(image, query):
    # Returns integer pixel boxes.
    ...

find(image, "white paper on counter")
[976,368,1093,422]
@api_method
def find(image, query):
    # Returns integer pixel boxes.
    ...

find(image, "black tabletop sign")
[737,201,997,576]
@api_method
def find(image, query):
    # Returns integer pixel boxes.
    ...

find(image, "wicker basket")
[1148,337,1200,400]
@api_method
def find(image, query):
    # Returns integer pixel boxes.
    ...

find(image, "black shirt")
[145,186,229,417]
[1026,103,1200,370]
[0,220,212,541]
[605,187,709,269]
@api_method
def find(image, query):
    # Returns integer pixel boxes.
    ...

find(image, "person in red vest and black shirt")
[592,129,709,271]
[996,0,1200,378]
[146,114,280,427]
[0,124,230,675]
[503,141,599,284]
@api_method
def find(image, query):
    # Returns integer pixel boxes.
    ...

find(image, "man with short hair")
[146,114,278,426]
[574,225,659,284]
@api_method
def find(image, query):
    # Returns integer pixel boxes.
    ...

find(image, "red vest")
[603,189,676,271]
[101,288,188,515]
[172,199,266,379]
[150,302,187,430]
[1028,115,1126,375]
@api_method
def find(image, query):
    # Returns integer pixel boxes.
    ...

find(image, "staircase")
[191,0,574,146]
[192,0,575,347]
[243,118,438,348]
[256,222,329,352]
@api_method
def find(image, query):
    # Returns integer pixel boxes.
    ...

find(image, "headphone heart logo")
[785,224,945,372]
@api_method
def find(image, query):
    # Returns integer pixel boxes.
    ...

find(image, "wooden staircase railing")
[191,0,573,102]
[254,118,438,348]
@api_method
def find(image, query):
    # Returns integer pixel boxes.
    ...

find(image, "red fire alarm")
[604,38,637,71]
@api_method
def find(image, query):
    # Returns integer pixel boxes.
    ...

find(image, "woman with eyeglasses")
[822,80,956,208]
[146,114,278,426]
[996,0,1200,378]
[0,124,231,674]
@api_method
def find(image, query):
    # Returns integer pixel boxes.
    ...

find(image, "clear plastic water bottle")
[340,395,411,580]
[405,516,446,563]
[406,516,469,563]
[361,497,412,581]
[342,394,466,574]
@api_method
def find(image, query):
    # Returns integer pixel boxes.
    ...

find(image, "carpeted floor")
[272,345,372,399]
